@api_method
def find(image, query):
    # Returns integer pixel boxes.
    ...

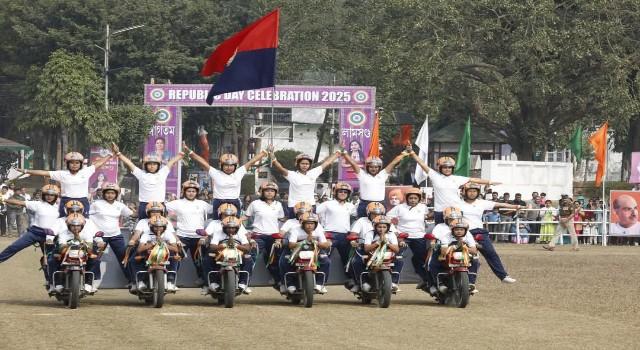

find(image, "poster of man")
[384,186,417,211]
[609,191,640,236]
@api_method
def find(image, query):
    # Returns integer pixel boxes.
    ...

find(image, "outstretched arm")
[92,154,113,170]
[383,151,409,174]
[243,149,268,171]
[111,143,136,171]
[166,152,185,169]
[0,198,25,207]
[341,151,361,175]
[494,202,522,210]
[268,145,288,177]
[16,168,50,177]
[318,151,342,171]
[183,142,210,171]
[469,177,501,186]
[410,151,432,173]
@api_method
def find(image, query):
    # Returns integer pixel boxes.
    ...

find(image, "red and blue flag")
[201,9,280,104]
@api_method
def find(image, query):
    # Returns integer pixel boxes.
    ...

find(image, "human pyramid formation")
[0,140,523,304]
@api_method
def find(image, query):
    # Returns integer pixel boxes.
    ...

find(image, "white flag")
[7,168,29,181]
[413,117,429,184]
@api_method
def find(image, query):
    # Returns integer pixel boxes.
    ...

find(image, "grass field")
[0,237,638,350]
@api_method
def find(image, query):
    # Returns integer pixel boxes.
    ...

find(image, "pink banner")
[144,107,182,199]
[338,108,374,190]
[88,147,118,200]
[630,152,640,183]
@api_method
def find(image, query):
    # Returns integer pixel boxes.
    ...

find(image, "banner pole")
[602,132,608,247]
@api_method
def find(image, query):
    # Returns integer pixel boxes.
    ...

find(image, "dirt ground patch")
[0,238,638,350]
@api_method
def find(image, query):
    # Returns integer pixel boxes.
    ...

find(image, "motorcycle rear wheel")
[302,271,314,308]
[68,270,81,309]
[152,270,165,308]
[223,270,236,308]
[376,270,392,308]
[452,271,470,308]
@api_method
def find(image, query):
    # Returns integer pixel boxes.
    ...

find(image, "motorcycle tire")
[152,270,165,308]
[68,270,81,309]
[223,270,236,308]
[360,294,372,304]
[452,271,470,308]
[376,270,392,308]
[290,295,302,305]
[302,271,314,308]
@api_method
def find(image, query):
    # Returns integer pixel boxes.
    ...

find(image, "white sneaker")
[502,276,517,284]
[350,284,360,293]
[320,286,328,294]
[287,285,297,294]
[137,281,147,290]
[238,283,252,294]
[361,282,372,293]
[167,282,178,291]
[279,284,287,294]
[314,284,322,293]
[470,284,479,295]
[429,286,438,295]
[438,285,448,294]
[209,282,220,291]
[391,283,399,292]
[84,284,93,293]
[55,284,64,293]
[200,286,210,295]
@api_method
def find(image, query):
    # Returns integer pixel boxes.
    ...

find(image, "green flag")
[569,126,583,160]
[454,117,471,176]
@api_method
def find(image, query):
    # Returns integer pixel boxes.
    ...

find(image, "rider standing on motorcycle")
[165,181,213,288]
[111,143,184,219]
[282,213,331,294]
[88,183,133,285]
[351,216,400,293]
[459,183,520,283]
[386,187,430,290]
[269,146,341,218]
[342,150,409,218]
[18,152,113,217]
[428,219,479,295]
[48,213,105,293]
[316,182,357,271]
[184,143,268,219]
[241,182,285,289]
[206,216,252,292]
[134,216,179,291]
[408,150,498,224]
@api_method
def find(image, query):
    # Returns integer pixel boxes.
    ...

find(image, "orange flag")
[368,110,380,157]
[588,121,608,187]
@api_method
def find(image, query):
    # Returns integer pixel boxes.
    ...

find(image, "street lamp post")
[95,24,144,112]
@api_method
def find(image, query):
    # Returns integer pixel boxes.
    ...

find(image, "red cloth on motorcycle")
[474,234,484,241]
[195,229,207,237]
[398,233,409,240]
[324,232,333,240]
[271,233,283,239]
[424,233,436,240]
[346,233,359,241]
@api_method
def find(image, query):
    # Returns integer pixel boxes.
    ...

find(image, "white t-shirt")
[205,220,249,241]
[363,231,398,245]
[244,200,284,234]
[427,169,469,211]
[280,218,325,240]
[316,200,356,233]
[52,217,99,238]
[139,230,177,244]
[288,226,327,243]
[49,165,96,198]
[460,199,496,230]
[24,201,59,229]
[132,166,171,202]
[165,199,213,238]
[609,222,640,236]
[432,223,451,241]
[89,200,133,237]
[387,203,427,238]
[350,217,397,238]
[209,167,247,199]
[356,170,389,201]
[439,231,477,248]
[57,223,102,245]
[134,218,175,236]
[285,167,323,207]
[209,225,250,245]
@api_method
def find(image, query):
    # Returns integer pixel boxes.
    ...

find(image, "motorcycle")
[283,235,326,308]
[202,230,250,308]
[348,233,405,308]
[50,231,103,309]
[134,240,177,308]
[432,240,475,308]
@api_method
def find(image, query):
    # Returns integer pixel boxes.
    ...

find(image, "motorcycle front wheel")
[152,269,165,308]
[223,270,236,308]
[376,270,392,308]
[68,270,81,309]
[302,270,314,308]
[451,271,469,308]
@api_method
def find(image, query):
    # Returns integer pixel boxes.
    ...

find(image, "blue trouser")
[205,251,253,285]
[252,234,281,284]
[59,197,90,217]
[279,247,330,286]
[178,236,205,280]
[48,252,99,286]
[434,211,444,224]
[130,252,178,283]
[137,201,167,220]
[211,198,242,220]
[356,200,373,218]
[91,235,129,281]
[405,238,430,283]
[329,232,351,268]
[470,228,509,280]
[286,205,316,219]
[0,226,50,282]
[428,253,479,285]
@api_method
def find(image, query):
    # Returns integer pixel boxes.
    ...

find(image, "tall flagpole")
[602,131,608,246]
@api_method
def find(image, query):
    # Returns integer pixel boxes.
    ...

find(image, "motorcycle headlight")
[298,251,315,260]
[68,250,82,259]
[452,252,464,260]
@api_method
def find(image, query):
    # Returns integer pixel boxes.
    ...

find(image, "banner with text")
[338,108,374,188]
[144,106,182,198]
[88,147,118,200]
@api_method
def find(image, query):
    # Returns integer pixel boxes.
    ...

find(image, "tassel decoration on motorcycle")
[147,241,170,267]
